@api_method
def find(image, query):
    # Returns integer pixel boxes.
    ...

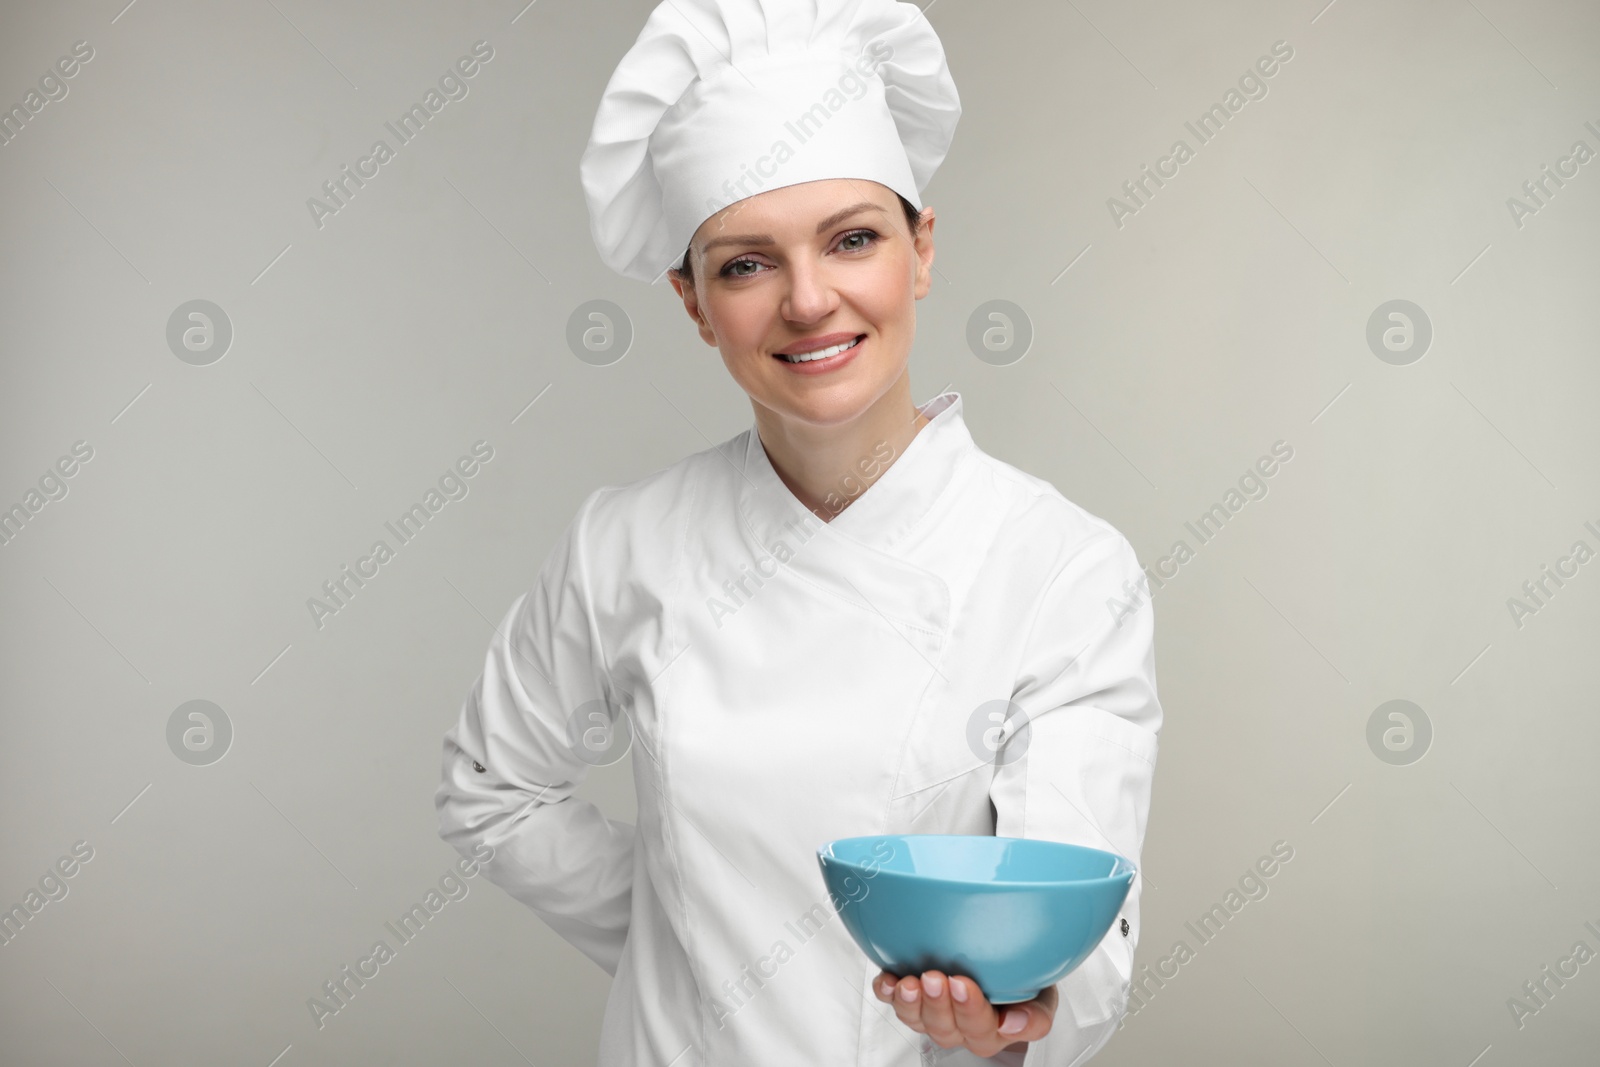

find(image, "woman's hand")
[873,969,1057,1058]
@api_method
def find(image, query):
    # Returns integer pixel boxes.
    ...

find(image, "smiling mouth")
[774,335,865,363]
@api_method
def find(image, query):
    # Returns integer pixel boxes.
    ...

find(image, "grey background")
[1,0,1596,1064]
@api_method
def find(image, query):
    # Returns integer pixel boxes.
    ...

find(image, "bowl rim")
[817,833,1137,890]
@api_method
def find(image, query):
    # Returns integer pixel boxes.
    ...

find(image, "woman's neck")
[753,375,931,523]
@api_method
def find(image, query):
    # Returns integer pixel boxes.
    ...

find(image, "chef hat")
[580,0,961,283]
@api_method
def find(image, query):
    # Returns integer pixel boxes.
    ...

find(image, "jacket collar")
[737,390,971,555]
[730,391,969,645]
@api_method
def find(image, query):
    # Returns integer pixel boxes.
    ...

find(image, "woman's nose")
[780,260,839,324]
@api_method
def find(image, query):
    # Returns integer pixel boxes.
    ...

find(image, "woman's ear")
[668,269,718,346]
[912,206,936,300]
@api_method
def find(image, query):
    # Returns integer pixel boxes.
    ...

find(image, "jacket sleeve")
[988,531,1162,1067]
[434,486,636,976]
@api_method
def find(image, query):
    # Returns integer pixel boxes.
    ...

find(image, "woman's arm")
[991,531,1163,1065]
[434,487,636,975]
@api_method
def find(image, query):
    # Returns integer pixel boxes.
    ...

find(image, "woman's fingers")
[873,971,1060,1053]
[916,971,963,1048]
[948,976,1002,1047]
[948,977,1060,1053]
[987,984,1060,1045]
[890,974,928,1033]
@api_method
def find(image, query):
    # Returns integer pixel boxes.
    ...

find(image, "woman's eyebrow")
[699,201,885,254]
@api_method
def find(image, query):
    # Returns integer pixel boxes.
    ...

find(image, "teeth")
[780,336,860,363]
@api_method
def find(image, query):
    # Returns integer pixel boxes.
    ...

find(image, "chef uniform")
[435,3,1163,1065]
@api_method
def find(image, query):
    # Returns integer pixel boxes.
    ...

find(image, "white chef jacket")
[436,390,1162,1066]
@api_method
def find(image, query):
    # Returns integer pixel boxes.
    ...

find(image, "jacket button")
[472,761,486,773]
[1120,918,1130,936]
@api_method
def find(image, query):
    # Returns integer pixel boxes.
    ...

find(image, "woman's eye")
[838,228,879,251]
[717,229,880,277]
[720,257,763,278]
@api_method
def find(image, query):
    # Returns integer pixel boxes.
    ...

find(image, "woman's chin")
[758,389,885,429]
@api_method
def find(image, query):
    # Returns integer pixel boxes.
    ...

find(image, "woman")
[435,2,1162,1064]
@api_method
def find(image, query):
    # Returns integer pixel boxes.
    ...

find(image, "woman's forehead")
[692,179,896,250]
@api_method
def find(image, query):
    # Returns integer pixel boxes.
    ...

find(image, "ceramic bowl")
[816,834,1135,1004]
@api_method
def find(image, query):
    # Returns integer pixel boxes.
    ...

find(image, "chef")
[434,1,1163,1063]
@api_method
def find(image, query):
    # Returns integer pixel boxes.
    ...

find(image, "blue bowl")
[816,834,1135,1005]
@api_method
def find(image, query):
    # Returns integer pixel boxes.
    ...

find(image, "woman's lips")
[771,334,865,375]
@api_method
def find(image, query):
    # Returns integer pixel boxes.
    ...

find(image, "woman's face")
[669,179,935,430]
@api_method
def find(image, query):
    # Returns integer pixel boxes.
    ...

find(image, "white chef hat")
[580,0,961,283]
